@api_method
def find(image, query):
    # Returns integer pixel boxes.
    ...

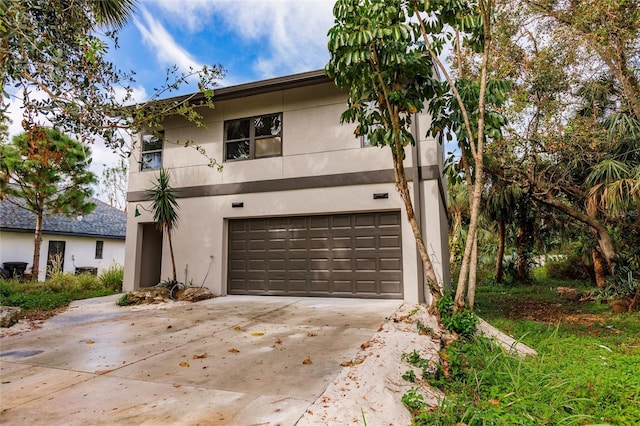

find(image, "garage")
[227,212,403,298]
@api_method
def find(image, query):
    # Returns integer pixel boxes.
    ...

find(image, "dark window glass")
[95,241,104,259]
[224,113,282,162]
[225,140,250,161]
[226,119,250,140]
[142,134,163,151]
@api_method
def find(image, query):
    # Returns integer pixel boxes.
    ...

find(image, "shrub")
[545,254,591,281]
[595,265,639,301]
[437,293,478,338]
[99,265,124,292]
[0,274,117,313]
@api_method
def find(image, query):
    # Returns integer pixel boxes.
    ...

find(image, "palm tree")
[92,0,137,29]
[148,169,180,283]
[484,182,522,284]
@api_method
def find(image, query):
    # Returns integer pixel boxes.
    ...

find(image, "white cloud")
[113,84,149,106]
[134,6,204,74]
[152,0,218,33]
[153,0,334,79]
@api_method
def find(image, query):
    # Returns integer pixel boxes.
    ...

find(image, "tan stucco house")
[123,70,449,304]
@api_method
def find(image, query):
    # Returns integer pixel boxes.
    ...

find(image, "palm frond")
[92,0,137,29]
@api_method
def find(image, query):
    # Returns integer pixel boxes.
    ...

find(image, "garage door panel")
[248,259,265,271]
[268,259,285,271]
[228,212,403,298]
[380,280,403,294]
[309,217,330,229]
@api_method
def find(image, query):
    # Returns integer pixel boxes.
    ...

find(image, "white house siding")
[124,74,449,303]
[0,231,125,281]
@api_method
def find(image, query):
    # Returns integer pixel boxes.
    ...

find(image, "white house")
[0,197,126,280]
[124,70,449,303]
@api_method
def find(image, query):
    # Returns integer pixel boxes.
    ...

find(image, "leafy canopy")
[0,127,97,216]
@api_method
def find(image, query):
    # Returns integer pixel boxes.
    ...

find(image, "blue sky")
[112,0,335,97]
[7,0,337,180]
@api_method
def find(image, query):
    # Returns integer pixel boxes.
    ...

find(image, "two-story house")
[123,70,449,304]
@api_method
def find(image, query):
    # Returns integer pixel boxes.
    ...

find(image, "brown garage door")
[228,212,403,298]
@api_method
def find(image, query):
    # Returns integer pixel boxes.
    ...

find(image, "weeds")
[402,280,640,425]
[0,274,118,314]
[99,264,124,292]
[437,293,478,338]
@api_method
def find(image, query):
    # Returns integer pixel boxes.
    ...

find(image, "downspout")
[411,114,426,303]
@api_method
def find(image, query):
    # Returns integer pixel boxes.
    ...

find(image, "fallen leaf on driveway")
[306,332,317,337]
[233,326,245,331]
[85,339,95,344]
[251,332,265,336]
[179,362,190,367]
[193,353,208,359]
[228,348,240,353]
[302,357,313,364]
[340,360,354,367]
[360,341,371,350]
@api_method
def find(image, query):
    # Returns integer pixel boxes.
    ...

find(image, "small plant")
[47,253,64,277]
[416,320,434,335]
[99,264,124,292]
[594,265,638,301]
[401,388,426,414]
[436,293,479,338]
[402,369,417,382]
[117,293,129,306]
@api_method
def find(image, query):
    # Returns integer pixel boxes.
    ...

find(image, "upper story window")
[361,123,382,148]
[141,132,163,170]
[225,113,282,161]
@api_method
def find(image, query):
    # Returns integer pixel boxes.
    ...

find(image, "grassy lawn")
[0,266,122,323]
[407,279,640,425]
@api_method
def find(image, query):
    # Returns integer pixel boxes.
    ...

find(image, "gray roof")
[163,69,331,105]
[0,196,126,239]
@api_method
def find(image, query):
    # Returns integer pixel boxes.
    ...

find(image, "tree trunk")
[591,245,608,288]
[629,285,640,312]
[454,1,492,313]
[450,212,463,264]
[390,149,442,305]
[31,200,44,281]
[495,218,505,284]
[167,229,177,282]
[537,195,616,268]
[467,237,478,309]
[516,222,527,281]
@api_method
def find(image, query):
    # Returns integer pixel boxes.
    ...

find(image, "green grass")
[404,277,640,425]
[0,269,122,314]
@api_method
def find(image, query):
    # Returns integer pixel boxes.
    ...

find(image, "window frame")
[95,241,104,259]
[140,131,164,171]
[224,113,283,162]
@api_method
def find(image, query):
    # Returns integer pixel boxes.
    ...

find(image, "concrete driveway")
[0,295,401,425]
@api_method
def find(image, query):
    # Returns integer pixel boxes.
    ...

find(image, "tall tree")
[148,169,180,284]
[0,127,97,280]
[418,0,508,311]
[326,0,508,311]
[98,158,128,210]
[326,0,444,305]
[1,0,222,165]
[485,0,639,286]
[523,0,640,121]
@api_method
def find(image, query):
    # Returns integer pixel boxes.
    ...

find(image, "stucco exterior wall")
[0,231,125,280]
[124,77,449,303]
